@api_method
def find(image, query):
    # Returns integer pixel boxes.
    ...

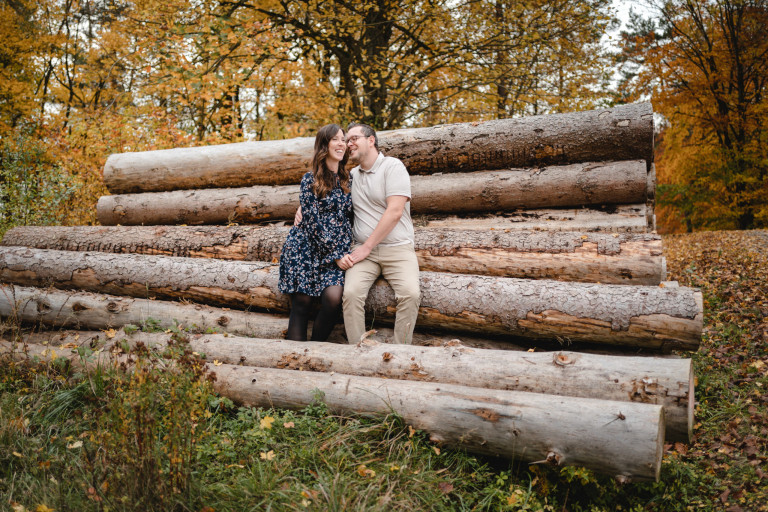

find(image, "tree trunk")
[19,329,689,441]
[2,225,665,285]
[415,204,651,233]
[0,247,703,350]
[0,285,518,351]
[2,340,665,481]
[103,102,654,194]
[96,162,648,226]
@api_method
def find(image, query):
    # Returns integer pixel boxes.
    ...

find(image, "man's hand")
[294,206,303,225]
[349,244,371,264]
[337,254,354,270]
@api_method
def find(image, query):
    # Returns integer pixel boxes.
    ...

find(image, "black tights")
[285,285,343,341]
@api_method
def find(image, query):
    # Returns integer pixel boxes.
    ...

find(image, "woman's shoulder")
[301,171,315,184]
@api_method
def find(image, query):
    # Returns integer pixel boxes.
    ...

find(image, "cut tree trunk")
[103,102,653,194]
[415,204,651,233]
[0,247,703,350]
[1,340,665,481]
[19,329,689,441]
[0,285,517,350]
[96,162,648,226]
[2,225,665,284]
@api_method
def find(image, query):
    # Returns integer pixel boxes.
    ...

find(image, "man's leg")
[379,244,420,344]
[342,250,381,344]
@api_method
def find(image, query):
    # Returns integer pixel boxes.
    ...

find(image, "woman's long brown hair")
[312,124,350,199]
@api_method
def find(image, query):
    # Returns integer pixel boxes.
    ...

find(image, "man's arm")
[338,195,408,269]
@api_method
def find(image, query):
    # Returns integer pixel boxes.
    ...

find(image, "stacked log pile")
[0,103,701,481]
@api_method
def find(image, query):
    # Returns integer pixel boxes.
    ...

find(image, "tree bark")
[415,204,651,233]
[0,247,703,350]
[2,225,665,285]
[0,285,517,350]
[18,329,689,441]
[103,102,654,194]
[1,340,665,481]
[96,161,648,226]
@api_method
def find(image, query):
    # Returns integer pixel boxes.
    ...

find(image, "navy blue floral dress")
[278,171,353,296]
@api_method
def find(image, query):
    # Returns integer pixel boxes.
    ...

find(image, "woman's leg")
[286,293,314,341]
[310,285,343,341]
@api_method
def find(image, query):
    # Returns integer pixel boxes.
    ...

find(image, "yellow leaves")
[260,450,275,460]
[35,506,55,512]
[260,416,275,430]
[104,328,117,339]
[283,421,295,428]
[66,440,83,450]
[12,451,23,458]
[356,464,376,478]
[213,360,223,366]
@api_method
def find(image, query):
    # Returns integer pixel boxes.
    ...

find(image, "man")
[336,122,420,345]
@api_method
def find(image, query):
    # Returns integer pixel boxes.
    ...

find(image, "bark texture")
[0,285,519,350]
[96,162,648,226]
[415,204,651,233]
[103,103,654,194]
[33,330,689,441]
[2,225,665,284]
[0,247,703,349]
[1,340,665,481]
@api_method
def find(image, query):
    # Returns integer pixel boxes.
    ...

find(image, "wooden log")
[96,162,648,226]
[1,225,666,284]
[0,285,517,350]
[103,103,654,194]
[20,329,689,441]
[0,247,703,350]
[1,340,666,481]
[415,204,651,233]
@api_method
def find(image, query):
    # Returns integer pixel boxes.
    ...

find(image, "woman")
[278,124,353,341]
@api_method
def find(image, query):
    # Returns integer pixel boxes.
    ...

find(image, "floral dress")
[278,171,353,296]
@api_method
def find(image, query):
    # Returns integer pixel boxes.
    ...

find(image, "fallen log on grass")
[97,162,648,226]
[18,329,689,441]
[2,225,666,284]
[103,102,654,194]
[0,285,515,350]
[0,247,702,350]
[1,340,665,481]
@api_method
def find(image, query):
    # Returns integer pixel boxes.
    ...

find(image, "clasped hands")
[295,206,365,271]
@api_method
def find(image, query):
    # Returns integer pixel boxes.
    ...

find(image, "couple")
[277,122,420,344]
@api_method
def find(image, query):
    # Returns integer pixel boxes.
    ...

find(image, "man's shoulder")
[380,155,408,173]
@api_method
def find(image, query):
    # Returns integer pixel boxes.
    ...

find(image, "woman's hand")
[336,254,355,270]
[294,206,303,225]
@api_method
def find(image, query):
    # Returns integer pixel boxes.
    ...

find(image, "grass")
[1,229,767,511]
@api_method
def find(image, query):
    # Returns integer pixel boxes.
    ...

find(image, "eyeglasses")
[345,135,370,144]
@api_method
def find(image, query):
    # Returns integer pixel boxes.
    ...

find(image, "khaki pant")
[342,243,420,344]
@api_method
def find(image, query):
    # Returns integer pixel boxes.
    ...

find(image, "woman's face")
[326,129,347,167]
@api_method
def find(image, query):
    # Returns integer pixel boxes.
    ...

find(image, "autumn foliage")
[618,0,768,231]
[0,0,766,233]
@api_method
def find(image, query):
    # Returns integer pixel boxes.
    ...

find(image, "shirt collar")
[359,152,385,174]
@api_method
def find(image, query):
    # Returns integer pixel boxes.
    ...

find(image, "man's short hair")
[347,122,378,149]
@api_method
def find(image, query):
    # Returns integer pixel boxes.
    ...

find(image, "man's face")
[346,127,374,164]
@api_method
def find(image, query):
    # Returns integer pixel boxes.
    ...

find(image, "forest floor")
[0,229,767,511]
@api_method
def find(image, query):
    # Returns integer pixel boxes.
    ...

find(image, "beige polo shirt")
[350,152,415,246]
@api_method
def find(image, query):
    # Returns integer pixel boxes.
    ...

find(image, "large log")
[1,225,665,285]
[0,247,703,350]
[96,162,648,226]
[18,329,689,441]
[103,103,654,194]
[416,204,651,233]
[0,285,517,350]
[1,340,665,481]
